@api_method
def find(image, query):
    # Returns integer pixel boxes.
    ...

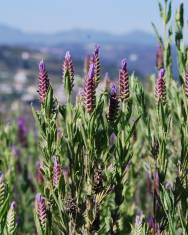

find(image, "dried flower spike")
[35,193,47,231]
[155,68,166,103]
[156,45,164,70]
[108,84,119,122]
[38,59,49,103]
[119,59,129,100]
[185,69,188,96]
[84,63,95,113]
[6,201,16,234]
[63,51,74,94]
[53,158,62,188]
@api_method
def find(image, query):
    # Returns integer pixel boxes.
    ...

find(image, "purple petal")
[121,58,127,70]
[88,64,95,80]
[39,59,45,72]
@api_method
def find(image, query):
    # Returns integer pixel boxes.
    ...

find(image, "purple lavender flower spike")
[84,63,95,113]
[63,50,74,92]
[38,59,49,103]
[121,59,127,71]
[53,158,62,188]
[65,51,71,60]
[39,59,45,71]
[158,68,165,78]
[91,45,101,86]
[88,64,95,80]
[17,117,28,148]
[155,68,166,103]
[119,58,129,100]
[94,44,100,56]
[110,84,117,96]
[108,84,119,122]
[35,193,47,230]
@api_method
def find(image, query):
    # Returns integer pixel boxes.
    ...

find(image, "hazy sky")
[0,0,187,35]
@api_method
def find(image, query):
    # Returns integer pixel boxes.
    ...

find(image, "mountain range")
[0,24,156,46]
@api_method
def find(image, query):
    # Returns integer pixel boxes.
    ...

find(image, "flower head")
[63,51,74,94]
[6,201,16,234]
[90,45,101,86]
[53,158,62,188]
[119,59,129,100]
[155,68,166,103]
[38,59,49,103]
[84,64,95,113]
[35,193,47,231]
[108,84,119,122]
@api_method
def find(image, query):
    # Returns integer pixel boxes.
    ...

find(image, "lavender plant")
[0,0,188,234]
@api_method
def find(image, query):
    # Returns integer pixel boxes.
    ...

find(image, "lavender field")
[0,0,188,234]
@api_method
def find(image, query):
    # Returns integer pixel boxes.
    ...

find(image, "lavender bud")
[156,45,164,70]
[6,201,16,234]
[119,59,129,100]
[35,193,47,231]
[38,60,49,103]
[155,68,166,103]
[53,158,62,188]
[108,84,119,122]
[63,51,74,94]
[185,69,188,96]
[91,45,101,87]
[84,64,95,113]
